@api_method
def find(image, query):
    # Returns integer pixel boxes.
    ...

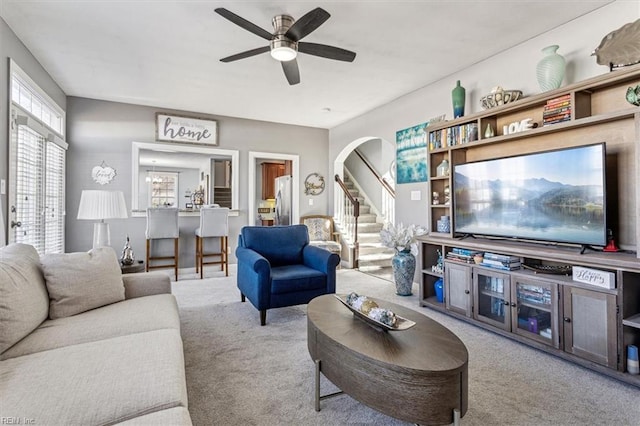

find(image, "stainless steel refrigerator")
[274,175,292,225]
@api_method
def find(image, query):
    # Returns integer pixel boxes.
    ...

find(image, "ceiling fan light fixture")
[270,38,297,61]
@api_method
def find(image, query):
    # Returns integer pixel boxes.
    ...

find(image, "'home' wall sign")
[156,113,218,145]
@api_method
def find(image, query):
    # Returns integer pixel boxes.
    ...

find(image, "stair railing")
[353,149,395,224]
[334,174,360,268]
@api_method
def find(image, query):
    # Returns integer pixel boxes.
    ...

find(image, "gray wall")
[66,97,329,267]
[0,17,67,245]
[329,1,637,243]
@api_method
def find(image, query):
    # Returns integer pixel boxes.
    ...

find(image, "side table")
[121,261,145,274]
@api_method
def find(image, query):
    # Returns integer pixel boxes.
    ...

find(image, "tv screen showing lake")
[453,143,606,246]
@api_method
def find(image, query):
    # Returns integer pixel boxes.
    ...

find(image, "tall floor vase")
[392,249,416,296]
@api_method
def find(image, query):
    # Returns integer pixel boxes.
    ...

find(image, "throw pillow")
[0,243,50,354]
[41,247,125,319]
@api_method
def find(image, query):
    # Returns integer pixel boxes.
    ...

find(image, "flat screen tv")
[453,143,607,247]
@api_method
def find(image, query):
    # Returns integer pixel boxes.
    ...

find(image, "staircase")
[340,175,394,276]
[213,187,232,208]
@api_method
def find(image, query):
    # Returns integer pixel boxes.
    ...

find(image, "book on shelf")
[544,100,571,110]
[482,258,522,268]
[429,123,478,150]
[451,247,483,256]
[543,117,571,126]
[543,112,572,122]
[483,252,520,262]
[446,252,475,263]
[479,262,521,271]
[543,106,572,117]
[545,94,571,106]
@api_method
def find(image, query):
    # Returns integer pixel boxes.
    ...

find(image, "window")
[148,172,179,208]
[8,60,67,254]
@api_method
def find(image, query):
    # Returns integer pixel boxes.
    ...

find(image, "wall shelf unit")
[419,65,640,388]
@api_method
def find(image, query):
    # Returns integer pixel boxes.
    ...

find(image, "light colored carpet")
[171,266,639,425]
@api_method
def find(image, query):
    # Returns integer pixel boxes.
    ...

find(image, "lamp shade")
[77,190,128,220]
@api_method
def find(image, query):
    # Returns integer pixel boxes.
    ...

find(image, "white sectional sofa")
[0,243,191,425]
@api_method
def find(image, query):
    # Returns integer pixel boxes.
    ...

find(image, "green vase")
[452,80,466,118]
[536,45,566,92]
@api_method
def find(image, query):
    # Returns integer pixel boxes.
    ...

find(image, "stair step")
[358,222,383,233]
[358,213,377,224]
[358,252,394,268]
[359,243,394,255]
[359,205,371,214]
[357,232,382,243]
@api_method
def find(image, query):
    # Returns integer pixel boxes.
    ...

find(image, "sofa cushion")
[0,329,189,425]
[270,264,326,294]
[0,243,49,355]
[41,246,125,319]
[115,407,192,425]
[1,293,180,360]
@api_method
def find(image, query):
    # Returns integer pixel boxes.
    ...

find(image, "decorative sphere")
[360,299,379,315]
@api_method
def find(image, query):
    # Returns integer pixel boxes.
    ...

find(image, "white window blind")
[45,142,66,254]
[13,125,46,252]
[8,60,67,255]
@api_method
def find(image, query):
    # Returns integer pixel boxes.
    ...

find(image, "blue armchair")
[236,225,340,325]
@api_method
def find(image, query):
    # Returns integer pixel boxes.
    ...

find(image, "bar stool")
[146,207,179,281]
[195,207,229,279]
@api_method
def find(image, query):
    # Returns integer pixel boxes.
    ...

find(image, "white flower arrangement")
[379,222,428,256]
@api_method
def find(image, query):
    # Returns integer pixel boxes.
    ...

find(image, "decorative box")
[572,266,615,289]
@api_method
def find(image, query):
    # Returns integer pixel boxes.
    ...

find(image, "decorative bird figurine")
[626,85,640,106]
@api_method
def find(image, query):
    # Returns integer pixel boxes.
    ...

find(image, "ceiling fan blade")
[220,46,270,62]
[285,7,330,41]
[215,8,273,41]
[281,59,300,85]
[298,42,356,62]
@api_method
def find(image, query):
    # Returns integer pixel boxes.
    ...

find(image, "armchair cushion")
[240,225,309,266]
[270,265,326,295]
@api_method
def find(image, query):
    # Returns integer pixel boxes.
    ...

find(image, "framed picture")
[156,113,218,145]
[396,122,428,184]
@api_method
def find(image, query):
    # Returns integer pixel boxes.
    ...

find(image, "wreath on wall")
[304,173,325,196]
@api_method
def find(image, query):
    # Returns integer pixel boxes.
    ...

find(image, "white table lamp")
[77,190,128,248]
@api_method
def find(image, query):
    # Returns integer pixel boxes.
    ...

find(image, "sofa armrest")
[122,272,171,299]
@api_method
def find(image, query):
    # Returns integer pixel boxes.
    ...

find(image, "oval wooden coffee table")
[307,294,468,425]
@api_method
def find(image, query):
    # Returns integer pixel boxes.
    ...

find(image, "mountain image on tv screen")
[453,143,606,246]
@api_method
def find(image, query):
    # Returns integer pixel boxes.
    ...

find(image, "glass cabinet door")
[513,278,559,348]
[473,268,511,330]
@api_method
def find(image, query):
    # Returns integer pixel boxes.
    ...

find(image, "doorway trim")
[248,151,300,226]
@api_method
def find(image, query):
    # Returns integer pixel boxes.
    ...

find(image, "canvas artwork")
[396,123,428,184]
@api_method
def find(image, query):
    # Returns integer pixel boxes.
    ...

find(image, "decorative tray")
[522,264,573,275]
[334,294,416,331]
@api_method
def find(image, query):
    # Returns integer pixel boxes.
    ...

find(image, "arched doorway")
[332,136,395,275]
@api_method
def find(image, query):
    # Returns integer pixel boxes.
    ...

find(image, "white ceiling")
[1,0,613,129]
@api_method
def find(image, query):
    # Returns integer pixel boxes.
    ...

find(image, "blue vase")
[392,249,416,296]
[434,278,444,303]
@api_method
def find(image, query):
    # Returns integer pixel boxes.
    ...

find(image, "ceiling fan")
[214,7,356,85]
